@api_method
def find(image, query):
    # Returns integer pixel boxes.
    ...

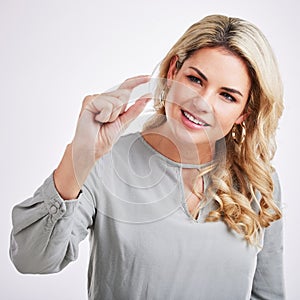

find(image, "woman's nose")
[191,91,214,113]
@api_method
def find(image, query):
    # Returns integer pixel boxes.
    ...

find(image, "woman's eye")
[221,92,236,103]
[187,75,202,85]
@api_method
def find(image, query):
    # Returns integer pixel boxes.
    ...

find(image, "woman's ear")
[167,56,179,86]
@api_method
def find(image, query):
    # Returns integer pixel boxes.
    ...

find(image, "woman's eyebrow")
[189,66,243,97]
[189,67,208,82]
[221,87,243,97]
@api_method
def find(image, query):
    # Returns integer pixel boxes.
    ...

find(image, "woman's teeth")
[182,111,208,126]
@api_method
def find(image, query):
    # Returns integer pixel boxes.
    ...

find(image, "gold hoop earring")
[159,88,166,108]
[232,121,246,144]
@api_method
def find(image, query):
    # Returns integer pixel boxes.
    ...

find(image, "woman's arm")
[251,172,285,299]
[9,75,151,274]
[54,75,151,200]
[9,169,96,274]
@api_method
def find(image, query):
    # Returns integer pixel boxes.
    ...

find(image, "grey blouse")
[10,132,285,299]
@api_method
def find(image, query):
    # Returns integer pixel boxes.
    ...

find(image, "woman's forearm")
[54,143,82,200]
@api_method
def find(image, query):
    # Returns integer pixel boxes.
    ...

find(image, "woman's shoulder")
[98,132,153,170]
[113,132,146,157]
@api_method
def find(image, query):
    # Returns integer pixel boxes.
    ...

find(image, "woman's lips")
[181,109,210,128]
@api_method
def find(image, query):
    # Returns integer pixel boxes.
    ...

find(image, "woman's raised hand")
[75,75,151,159]
[54,75,151,199]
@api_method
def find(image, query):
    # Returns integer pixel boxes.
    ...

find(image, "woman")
[10,15,285,299]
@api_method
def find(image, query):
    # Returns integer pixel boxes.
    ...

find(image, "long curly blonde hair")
[145,14,284,244]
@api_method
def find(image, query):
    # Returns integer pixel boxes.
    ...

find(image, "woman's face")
[164,47,251,147]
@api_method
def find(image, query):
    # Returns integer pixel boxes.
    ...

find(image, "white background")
[1,0,299,299]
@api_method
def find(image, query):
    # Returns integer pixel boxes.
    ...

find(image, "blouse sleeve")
[251,171,285,299]
[9,167,98,274]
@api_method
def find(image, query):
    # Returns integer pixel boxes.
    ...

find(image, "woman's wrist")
[54,143,81,200]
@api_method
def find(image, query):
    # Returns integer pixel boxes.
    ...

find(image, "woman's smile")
[181,109,211,128]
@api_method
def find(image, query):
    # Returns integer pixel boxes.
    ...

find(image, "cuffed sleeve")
[10,171,96,274]
[251,171,285,299]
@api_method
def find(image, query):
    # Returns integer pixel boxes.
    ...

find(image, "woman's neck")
[142,125,214,165]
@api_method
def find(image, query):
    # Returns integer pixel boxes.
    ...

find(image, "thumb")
[119,95,152,128]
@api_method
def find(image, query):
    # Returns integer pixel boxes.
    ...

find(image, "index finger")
[118,75,150,90]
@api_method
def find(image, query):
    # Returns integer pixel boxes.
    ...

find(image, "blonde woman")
[10,15,284,299]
